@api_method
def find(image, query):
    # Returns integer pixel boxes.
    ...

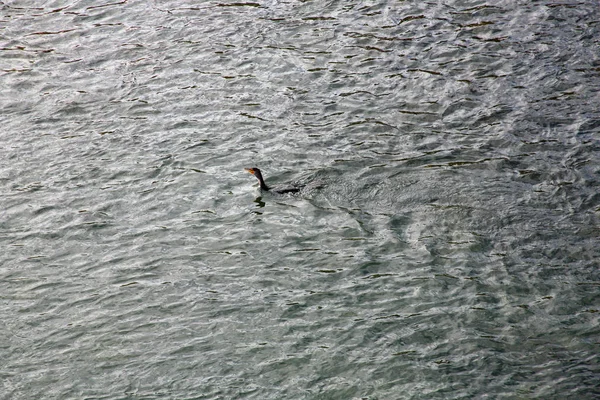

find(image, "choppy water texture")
[1,1,599,399]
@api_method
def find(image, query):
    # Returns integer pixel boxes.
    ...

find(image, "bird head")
[245,167,268,190]
[245,167,262,179]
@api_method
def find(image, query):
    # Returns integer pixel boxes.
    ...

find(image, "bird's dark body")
[271,187,300,194]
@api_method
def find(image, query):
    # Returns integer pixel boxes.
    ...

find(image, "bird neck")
[257,176,270,191]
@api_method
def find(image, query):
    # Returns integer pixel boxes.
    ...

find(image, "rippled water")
[1,1,599,398]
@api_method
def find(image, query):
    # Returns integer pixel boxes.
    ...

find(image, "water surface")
[1,1,599,399]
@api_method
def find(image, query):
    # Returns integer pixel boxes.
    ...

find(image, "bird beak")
[244,168,254,175]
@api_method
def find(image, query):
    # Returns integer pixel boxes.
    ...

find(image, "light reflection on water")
[1,1,599,399]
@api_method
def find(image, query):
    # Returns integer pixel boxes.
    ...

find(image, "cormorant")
[245,168,302,194]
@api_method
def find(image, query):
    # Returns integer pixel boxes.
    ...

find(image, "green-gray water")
[1,1,599,398]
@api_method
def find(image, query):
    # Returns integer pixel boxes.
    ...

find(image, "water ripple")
[1,0,599,399]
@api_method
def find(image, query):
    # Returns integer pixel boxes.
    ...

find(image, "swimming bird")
[244,167,302,194]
